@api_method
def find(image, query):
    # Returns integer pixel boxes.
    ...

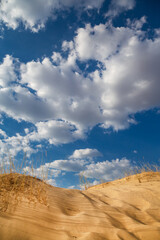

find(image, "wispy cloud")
[105,0,136,18]
[0,0,104,32]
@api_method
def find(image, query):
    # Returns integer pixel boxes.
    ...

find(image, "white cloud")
[69,148,102,159]
[67,185,76,189]
[46,178,57,186]
[81,158,131,181]
[0,19,160,147]
[24,128,29,134]
[19,147,131,186]
[22,165,59,186]
[0,0,104,32]
[23,165,60,179]
[36,144,42,149]
[19,54,102,137]
[155,29,160,37]
[74,23,160,130]
[112,0,135,10]
[75,23,133,61]
[0,133,35,162]
[45,159,86,172]
[0,115,3,125]
[0,129,7,138]
[0,55,17,87]
[30,155,131,184]
[106,0,136,18]
[0,84,54,123]
[91,180,101,186]
[21,148,102,175]
[0,120,85,161]
[75,23,143,62]
[127,16,147,30]
[78,179,100,190]
[20,56,101,129]
[33,120,85,145]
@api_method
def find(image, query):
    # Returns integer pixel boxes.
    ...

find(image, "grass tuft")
[0,156,50,212]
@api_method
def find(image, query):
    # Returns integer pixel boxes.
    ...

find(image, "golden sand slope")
[0,172,160,240]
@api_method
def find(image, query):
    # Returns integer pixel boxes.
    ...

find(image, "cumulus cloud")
[22,148,102,175]
[75,23,134,61]
[74,23,160,130]
[106,0,136,18]
[0,120,86,161]
[45,159,86,172]
[32,120,85,145]
[0,133,36,162]
[0,0,104,32]
[21,147,130,185]
[0,85,54,122]
[69,148,102,159]
[25,154,131,184]
[81,158,131,181]
[0,55,17,87]
[0,18,160,147]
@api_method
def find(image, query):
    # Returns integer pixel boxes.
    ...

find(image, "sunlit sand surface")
[0,172,160,240]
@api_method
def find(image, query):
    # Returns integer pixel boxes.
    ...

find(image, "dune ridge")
[0,172,160,240]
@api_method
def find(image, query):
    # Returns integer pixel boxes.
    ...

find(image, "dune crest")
[0,172,160,240]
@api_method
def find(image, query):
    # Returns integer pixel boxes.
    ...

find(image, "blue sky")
[0,0,160,188]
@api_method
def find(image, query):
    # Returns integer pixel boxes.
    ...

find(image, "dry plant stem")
[0,154,51,213]
[80,164,160,189]
[0,173,49,212]
[79,172,91,190]
[124,164,160,183]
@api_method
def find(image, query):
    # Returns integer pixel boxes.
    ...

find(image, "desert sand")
[0,172,160,240]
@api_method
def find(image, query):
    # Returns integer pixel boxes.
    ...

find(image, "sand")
[0,172,160,240]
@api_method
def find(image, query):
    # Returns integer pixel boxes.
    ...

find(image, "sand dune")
[0,172,160,240]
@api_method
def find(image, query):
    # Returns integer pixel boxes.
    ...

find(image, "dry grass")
[1,153,160,212]
[124,163,160,178]
[0,173,49,212]
[80,163,160,190]
[0,156,49,213]
[79,172,91,190]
